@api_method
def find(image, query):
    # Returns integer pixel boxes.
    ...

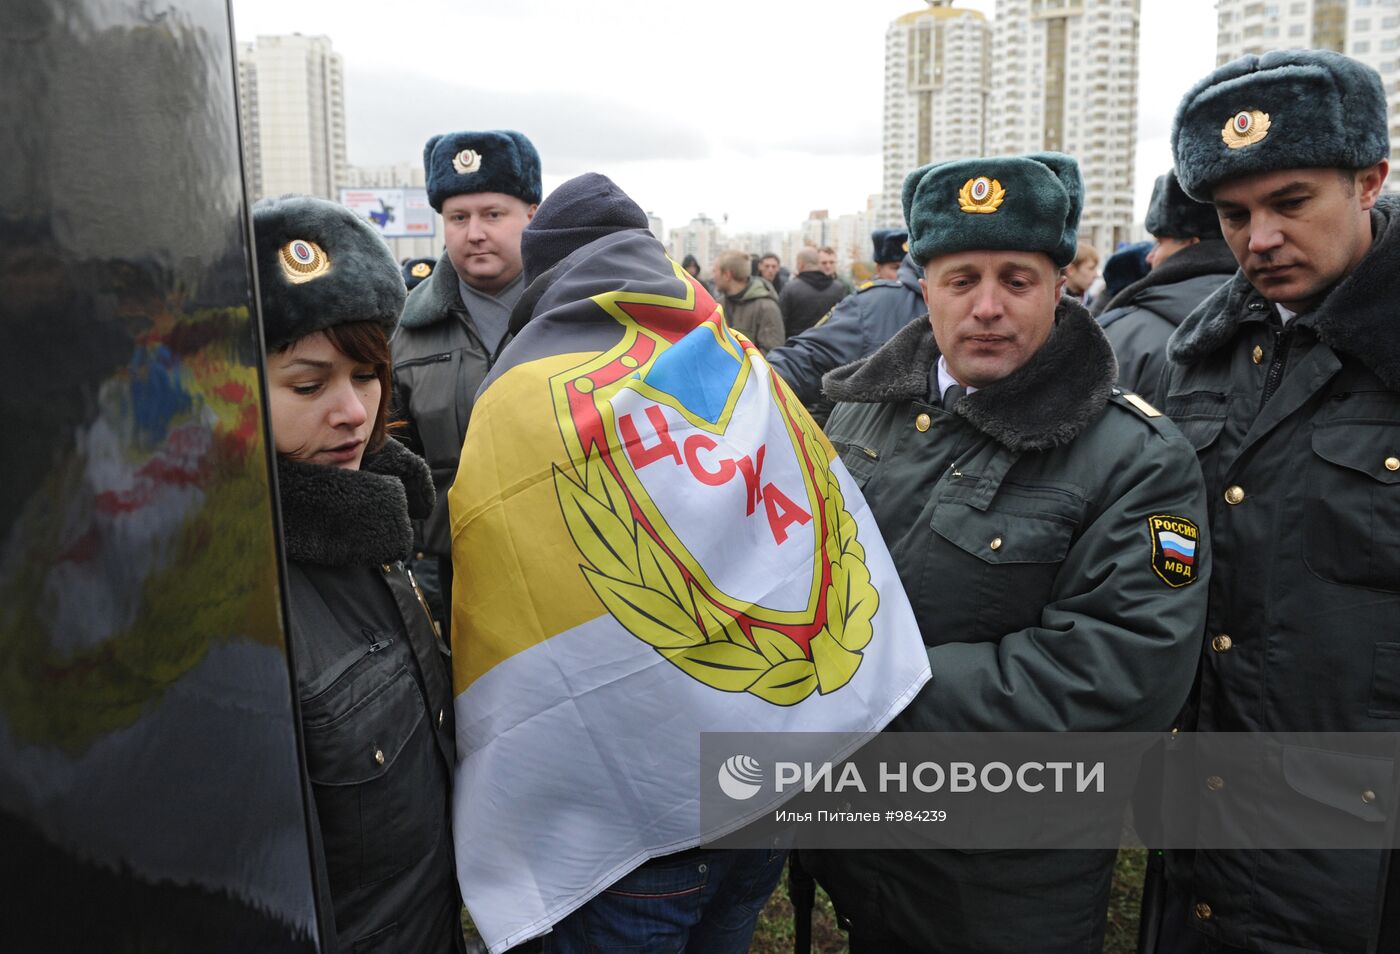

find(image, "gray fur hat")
[901,152,1083,268]
[1145,171,1222,240]
[1172,49,1389,200]
[252,194,405,351]
[423,129,542,212]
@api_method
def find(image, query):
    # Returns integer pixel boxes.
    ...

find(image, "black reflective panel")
[0,1,321,950]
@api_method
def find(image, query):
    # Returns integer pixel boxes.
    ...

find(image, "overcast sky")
[230,0,1219,235]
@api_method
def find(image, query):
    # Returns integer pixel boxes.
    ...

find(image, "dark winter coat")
[721,275,784,352]
[800,301,1210,952]
[766,254,925,422]
[1159,195,1400,954]
[278,439,461,954]
[778,269,848,338]
[391,249,510,561]
[1097,239,1237,405]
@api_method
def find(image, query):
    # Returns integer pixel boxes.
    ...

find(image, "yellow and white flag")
[449,228,929,952]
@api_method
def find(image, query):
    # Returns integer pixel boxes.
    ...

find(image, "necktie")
[943,384,966,411]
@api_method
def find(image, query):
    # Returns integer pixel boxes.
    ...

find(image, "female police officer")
[254,195,462,953]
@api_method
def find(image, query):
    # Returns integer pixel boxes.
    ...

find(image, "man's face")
[1063,257,1098,295]
[1212,163,1386,312]
[921,250,1065,389]
[441,192,535,293]
[1146,236,1198,270]
[711,264,739,297]
[818,251,836,276]
[758,257,780,282]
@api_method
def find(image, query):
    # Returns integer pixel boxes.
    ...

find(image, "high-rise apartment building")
[880,2,992,227]
[667,214,724,271]
[988,0,1141,255]
[236,35,347,201]
[1216,0,1400,191]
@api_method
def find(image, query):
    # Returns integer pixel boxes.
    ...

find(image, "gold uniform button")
[1211,634,1234,653]
[1252,345,1264,364]
[989,537,1003,551]
[374,748,385,766]
[1195,901,1213,921]
[1363,789,1378,805]
[915,413,932,432]
[1224,485,1245,505]
[1386,457,1400,472]
[1206,775,1225,792]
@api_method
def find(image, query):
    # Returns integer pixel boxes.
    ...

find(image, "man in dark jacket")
[757,251,786,294]
[766,233,923,424]
[1097,171,1237,403]
[778,246,848,337]
[801,151,1210,953]
[390,129,541,633]
[1152,49,1398,954]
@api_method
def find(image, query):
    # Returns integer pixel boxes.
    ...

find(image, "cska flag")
[448,225,929,952]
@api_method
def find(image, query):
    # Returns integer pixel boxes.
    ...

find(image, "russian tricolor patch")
[1149,514,1201,588]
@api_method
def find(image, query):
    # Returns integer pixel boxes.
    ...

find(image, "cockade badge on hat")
[410,261,432,279]
[453,148,483,174]
[279,239,330,284]
[959,176,1006,214]
[1222,109,1271,150]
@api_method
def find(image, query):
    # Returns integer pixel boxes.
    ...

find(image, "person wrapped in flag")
[446,173,930,952]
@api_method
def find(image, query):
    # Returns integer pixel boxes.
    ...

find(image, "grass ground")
[750,847,1147,953]
[468,847,1147,952]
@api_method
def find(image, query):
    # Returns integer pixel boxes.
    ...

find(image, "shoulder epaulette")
[857,278,898,293]
[1116,390,1162,418]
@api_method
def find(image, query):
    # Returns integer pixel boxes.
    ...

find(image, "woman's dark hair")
[273,320,395,452]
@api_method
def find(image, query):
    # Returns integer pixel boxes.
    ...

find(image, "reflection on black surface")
[0,1,319,949]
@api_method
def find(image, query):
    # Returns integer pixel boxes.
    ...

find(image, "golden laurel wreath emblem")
[410,261,432,278]
[1222,109,1271,149]
[551,410,879,706]
[278,239,330,284]
[958,176,1006,214]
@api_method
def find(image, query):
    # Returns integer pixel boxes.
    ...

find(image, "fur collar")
[276,438,434,567]
[1169,196,1400,388]
[399,249,461,330]
[822,299,1118,452]
[1099,238,1238,317]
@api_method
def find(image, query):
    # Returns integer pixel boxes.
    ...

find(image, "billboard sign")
[340,187,436,238]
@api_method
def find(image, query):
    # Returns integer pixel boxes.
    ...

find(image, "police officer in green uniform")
[1152,49,1397,954]
[391,130,541,632]
[798,152,1211,953]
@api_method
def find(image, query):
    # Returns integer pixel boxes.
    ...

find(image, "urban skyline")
[233,1,1400,273]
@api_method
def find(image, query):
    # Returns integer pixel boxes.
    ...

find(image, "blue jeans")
[544,848,786,954]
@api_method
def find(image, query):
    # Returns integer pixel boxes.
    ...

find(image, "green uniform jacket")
[1160,196,1400,954]
[801,302,1210,952]
[720,275,784,353]
[390,250,508,561]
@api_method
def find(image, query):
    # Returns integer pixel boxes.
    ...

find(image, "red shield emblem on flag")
[549,264,879,704]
